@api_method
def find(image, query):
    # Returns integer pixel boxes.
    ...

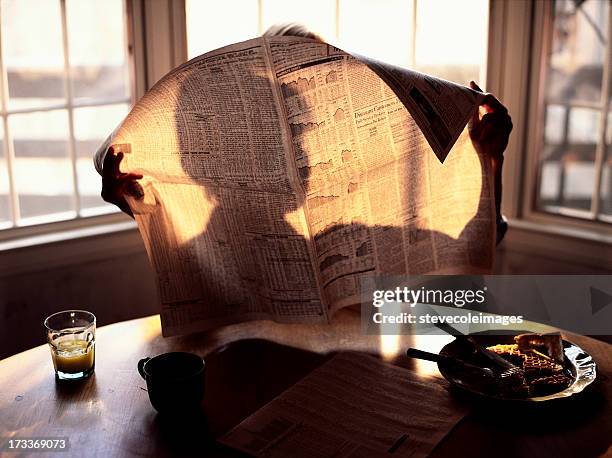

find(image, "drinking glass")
[44,310,96,381]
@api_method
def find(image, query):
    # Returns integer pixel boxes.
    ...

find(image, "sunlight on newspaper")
[111,70,219,246]
[424,131,483,240]
[97,36,493,336]
[159,186,217,246]
[283,206,310,238]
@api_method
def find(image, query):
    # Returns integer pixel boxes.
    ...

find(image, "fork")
[406,348,495,379]
[432,319,526,381]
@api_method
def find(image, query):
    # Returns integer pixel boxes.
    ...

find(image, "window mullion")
[590,3,612,219]
[257,0,263,36]
[0,2,20,225]
[410,0,417,69]
[335,0,340,41]
[4,96,131,116]
[59,0,81,217]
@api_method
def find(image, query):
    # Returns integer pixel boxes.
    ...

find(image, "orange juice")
[51,340,95,374]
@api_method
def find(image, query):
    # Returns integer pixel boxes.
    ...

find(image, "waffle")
[530,374,572,396]
[515,333,564,363]
[481,334,570,397]
[522,353,564,380]
[486,344,526,366]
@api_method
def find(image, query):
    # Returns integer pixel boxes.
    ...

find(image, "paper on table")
[219,352,468,457]
[95,36,494,336]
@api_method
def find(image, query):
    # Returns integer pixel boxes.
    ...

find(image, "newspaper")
[95,36,494,336]
[218,352,468,457]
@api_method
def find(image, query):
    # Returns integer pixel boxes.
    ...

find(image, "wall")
[0,227,158,360]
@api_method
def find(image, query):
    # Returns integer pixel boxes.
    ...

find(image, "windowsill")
[0,216,145,278]
[507,218,612,245]
[0,209,135,242]
[502,217,612,271]
[0,219,138,252]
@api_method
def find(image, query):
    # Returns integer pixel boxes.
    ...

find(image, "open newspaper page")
[219,352,468,457]
[266,37,494,314]
[104,38,327,336]
[97,36,495,336]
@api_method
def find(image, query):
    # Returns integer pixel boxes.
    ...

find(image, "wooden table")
[0,309,610,457]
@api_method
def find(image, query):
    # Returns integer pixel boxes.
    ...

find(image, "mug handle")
[138,357,151,379]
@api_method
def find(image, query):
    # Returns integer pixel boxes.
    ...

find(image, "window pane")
[186,0,489,83]
[536,0,609,217]
[415,0,488,84]
[9,110,74,222]
[74,104,129,212]
[338,0,412,68]
[1,0,66,111]
[0,124,11,225]
[546,0,609,105]
[66,0,130,103]
[538,107,599,212]
[568,107,601,144]
[261,0,336,42]
[186,0,259,58]
[544,104,566,144]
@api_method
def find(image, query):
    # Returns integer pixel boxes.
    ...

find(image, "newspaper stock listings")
[97,36,494,336]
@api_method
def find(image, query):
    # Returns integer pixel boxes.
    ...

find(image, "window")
[185,0,489,86]
[535,0,611,223]
[0,0,132,230]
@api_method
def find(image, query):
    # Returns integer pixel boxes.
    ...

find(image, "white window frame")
[492,0,612,239]
[0,0,155,245]
[487,0,612,269]
[522,0,612,233]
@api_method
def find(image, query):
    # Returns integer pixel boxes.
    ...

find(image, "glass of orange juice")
[44,310,96,381]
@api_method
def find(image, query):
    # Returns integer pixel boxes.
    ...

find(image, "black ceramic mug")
[138,352,205,415]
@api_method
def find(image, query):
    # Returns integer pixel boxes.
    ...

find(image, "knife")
[432,317,520,372]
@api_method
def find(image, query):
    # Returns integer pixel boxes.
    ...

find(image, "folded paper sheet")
[96,36,494,336]
[219,352,468,457]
